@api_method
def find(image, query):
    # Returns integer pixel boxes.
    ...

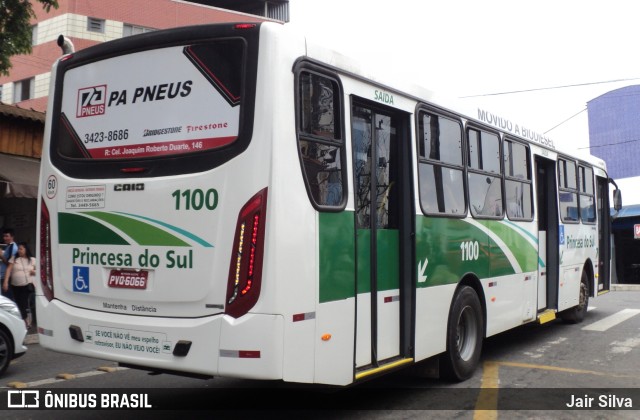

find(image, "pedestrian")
[4,242,36,328]
[0,228,18,301]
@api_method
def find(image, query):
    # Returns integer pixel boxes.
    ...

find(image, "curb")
[25,333,39,345]
[611,283,640,291]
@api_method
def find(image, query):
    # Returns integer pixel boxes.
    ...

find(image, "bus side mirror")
[613,189,622,211]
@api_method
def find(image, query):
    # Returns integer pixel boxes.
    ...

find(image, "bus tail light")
[40,199,55,301]
[225,188,268,318]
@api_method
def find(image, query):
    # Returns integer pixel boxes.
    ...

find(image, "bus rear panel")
[37,23,286,379]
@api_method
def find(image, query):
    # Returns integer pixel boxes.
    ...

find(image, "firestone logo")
[76,85,107,118]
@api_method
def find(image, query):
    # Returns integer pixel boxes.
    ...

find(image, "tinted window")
[558,158,579,222]
[297,70,345,209]
[57,40,245,161]
[467,127,502,218]
[579,165,596,223]
[417,110,465,216]
[419,113,462,165]
[504,140,533,220]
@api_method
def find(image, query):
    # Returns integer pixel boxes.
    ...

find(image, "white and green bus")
[37,22,621,386]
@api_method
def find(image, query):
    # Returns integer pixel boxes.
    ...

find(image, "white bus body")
[37,22,617,386]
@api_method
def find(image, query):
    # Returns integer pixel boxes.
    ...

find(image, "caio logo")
[77,85,107,118]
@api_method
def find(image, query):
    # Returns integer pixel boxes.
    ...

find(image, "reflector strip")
[292,312,316,322]
[383,295,399,303]
[120,167,147,173]
[220,350,261,358]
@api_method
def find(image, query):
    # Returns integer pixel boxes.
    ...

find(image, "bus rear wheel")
[440,285,483,382]
[560,270,589,324]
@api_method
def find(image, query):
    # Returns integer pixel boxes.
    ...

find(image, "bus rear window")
[55,40,245,161]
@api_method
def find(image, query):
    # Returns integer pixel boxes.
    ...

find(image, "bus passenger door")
[535,156,559,311]
[351,100,413,373]
[596,175,611,292]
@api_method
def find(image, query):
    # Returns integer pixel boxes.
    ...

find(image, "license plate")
[107,269,148,289]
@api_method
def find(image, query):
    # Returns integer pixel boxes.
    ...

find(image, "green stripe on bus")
[319,211,355,303]
[84,211,190,247]
[503,220,545,268]
[115,212,214,247]
[319,213,401,303]
[415,216,514,287]
[477,220,539,272]
[356,228,371,295]
[59,213,129,245]
[376,229,400,291]
[319,212,539,302]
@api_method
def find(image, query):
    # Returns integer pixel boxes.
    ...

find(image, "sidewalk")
[611,283,640,291]
[25,322,38,345]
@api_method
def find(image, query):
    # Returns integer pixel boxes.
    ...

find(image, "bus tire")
[440,285,483,382]
[560,270,589,324]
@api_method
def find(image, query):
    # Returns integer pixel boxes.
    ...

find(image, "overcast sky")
[288,0,640,154]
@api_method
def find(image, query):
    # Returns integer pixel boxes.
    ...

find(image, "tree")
[0,0,58,76]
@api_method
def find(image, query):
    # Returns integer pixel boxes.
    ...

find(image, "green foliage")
[0,0,59,76]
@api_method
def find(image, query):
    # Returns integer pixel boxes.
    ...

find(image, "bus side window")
[417,110,466,216]
[579,165,596,223]
[558,158,579,223]
[467,128,503,219]
[296,70,345,209]
[504,139,533,220]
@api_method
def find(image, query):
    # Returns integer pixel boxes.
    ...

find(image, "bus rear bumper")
[37,299,284,380]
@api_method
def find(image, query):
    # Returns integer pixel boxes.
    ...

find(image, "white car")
[0,295,28,376]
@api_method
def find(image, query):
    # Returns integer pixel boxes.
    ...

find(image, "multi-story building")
[587,85,640,284]
[0,0,281,112]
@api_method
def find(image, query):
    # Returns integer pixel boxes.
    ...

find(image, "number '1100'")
[172,188,218,210]
[460,240,480,261]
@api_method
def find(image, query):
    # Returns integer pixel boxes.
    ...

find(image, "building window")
[0,85,3,103]
[13,78,35,102]
[32,25,38,46]
[87,17,105,33]
[123,24,155,37]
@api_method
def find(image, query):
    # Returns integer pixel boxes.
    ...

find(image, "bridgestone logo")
[143,126,182,137]
[77,85,107,118]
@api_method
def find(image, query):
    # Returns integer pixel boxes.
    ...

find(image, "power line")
[544,108,586,134]
[459,77,640,98]
[578,138,640,150]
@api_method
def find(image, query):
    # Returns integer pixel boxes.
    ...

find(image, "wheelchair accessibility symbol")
[73,266,90,293]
